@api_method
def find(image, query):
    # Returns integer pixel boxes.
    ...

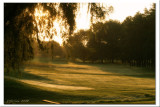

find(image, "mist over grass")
[4,57,155,104]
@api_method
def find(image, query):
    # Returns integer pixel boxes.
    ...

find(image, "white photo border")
[1,0,159,107]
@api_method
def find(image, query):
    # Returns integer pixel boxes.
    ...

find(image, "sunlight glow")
[105,1,154,22]
[75,3,91,33]
[33,2,154,45]
[52,19,64,45]
[33,4,69,46]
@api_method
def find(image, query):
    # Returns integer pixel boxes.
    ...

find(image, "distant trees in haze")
[4,3,155,73]
[64,30,89,62]
[4,3,109,72]
[65,4,155,68]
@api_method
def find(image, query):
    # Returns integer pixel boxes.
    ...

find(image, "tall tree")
[4,3,110,72]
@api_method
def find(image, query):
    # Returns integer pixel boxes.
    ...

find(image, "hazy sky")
[75,1,154,31]
[31,1,156,44]
[106,1,154,22]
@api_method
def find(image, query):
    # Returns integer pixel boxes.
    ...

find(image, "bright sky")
[106,1,154,22]
[75,3,91,32]
[75,1,154,31]
[33,1,155,45]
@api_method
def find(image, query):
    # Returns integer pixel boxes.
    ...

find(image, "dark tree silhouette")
[4,3,109,72]
[121,4,155,67]
[63,3,155,68]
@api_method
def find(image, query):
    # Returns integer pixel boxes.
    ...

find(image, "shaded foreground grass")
[4,58,155,104]
[4,77,100,104]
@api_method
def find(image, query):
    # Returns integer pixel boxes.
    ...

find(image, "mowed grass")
[4,57,155,104]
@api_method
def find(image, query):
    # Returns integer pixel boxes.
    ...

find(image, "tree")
[4,3,110,72]
[4,5,35,72]
[89,20,122,63]
[101,20,122,63]
[121,4,155,67]
[64,30,89,62]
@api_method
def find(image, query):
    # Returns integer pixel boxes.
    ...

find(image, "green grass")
[4,57,155,104]
[4,77,100,104]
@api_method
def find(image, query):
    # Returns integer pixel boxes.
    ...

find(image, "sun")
[33,2,154,45]
[33,3,93,45]
[33,4,68,46]
[74,3,91,33]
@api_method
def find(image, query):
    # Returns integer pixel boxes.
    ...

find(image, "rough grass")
[4,57,155,104]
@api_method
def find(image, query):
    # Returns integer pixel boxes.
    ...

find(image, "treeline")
[4,3,155,72]
[63,4,155,68]
[32,40,66,59]
[4,3,109,72]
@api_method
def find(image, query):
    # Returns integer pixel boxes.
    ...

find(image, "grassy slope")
[4,57,155,104]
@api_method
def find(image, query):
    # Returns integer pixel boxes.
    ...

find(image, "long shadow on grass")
[97,64,155,79]
[4,78,99,104]
[70,62,155,79]
[4,77,155,104]
[4,70,52,81]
